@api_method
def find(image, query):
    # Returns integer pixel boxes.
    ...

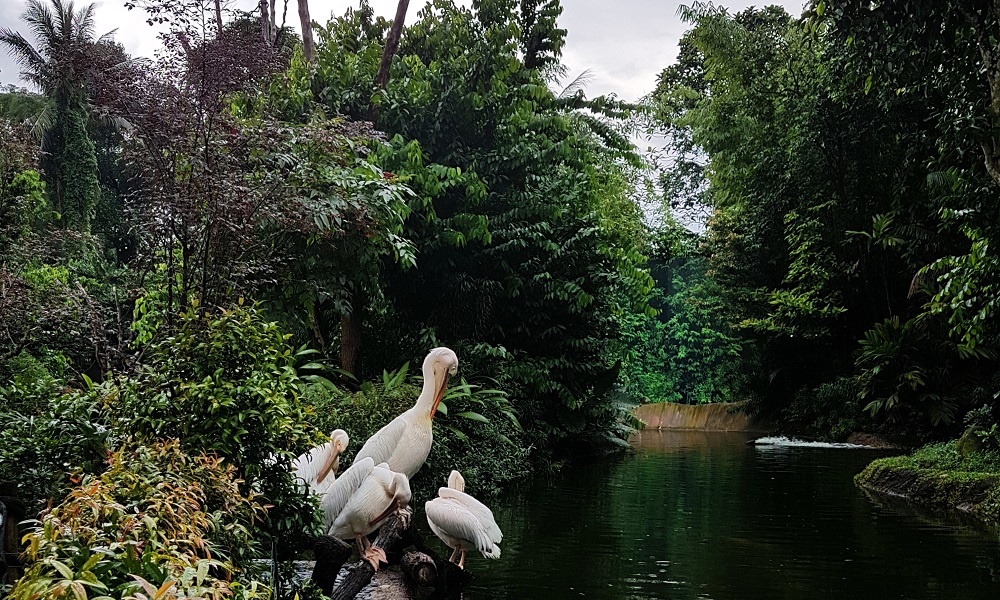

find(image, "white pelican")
[352,347,459,479]
[321,457,412,570]
[291,429,349,495]
[425,470,502,568]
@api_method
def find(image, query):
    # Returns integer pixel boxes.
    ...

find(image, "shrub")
[9,441,268,600]
[110,302,325,553]
[784,377,871,440]
[0,377,109,512]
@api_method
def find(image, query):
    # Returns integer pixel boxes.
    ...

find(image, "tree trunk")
[313,513,473,599]
[339,290,363,377]
[328,514,411,600]
[369,0,410,119]
[270,0,278,41]
[297,0,315,63]
[1,487,25,587]
[213,0,223,35]
[259,0,271,43]
[409,525,473,592]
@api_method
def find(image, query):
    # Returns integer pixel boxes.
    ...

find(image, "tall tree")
[311,0,651,444]
[821,1,1000,187]
[0,0,107,233]
[372,0,409,91]
[297,0,315,63]
[336,0,412,377]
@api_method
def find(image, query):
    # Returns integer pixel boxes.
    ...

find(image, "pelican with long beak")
[352,347,459,479]
[291,429,349,495]
[322,457,412,570]
[425,470,502,568]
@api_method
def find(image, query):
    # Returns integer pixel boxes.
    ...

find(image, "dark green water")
[458,431,1000,600]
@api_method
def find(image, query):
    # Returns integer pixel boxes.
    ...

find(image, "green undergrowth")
[856,441,1000,522]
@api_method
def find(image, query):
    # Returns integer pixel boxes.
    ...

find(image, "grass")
[856,440,1000,522]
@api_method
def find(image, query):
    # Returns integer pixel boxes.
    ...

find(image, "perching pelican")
[425,470,502,568]
[321,457,412,570]
[352,347,459,479]
[291,429,349,495]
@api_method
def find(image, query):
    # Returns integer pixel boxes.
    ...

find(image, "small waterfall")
[633,402,769,432]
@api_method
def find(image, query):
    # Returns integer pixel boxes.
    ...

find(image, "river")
[451,430,1000,599]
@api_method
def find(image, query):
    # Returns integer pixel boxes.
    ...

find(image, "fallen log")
[408,526,472,591]
[329,514,412,600]
[320,512,474,599]
[310,535,353,596]
[400,551,436,587]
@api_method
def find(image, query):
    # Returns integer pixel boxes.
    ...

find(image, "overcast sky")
[1,0,807,100]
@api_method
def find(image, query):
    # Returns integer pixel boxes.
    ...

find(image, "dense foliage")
[648,1,1000,439]
[0,0,668,596]
[9,441,269,600]
[14,0,1000,592]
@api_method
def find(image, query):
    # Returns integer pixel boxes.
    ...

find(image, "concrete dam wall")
[634,402,769,432]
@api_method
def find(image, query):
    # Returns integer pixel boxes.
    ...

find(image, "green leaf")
[455,411,489,423]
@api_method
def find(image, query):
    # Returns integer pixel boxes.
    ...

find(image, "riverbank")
[855,441,1000,523]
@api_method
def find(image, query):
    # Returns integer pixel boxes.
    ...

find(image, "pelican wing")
[352,416,407,468]
[438,487,502,543]
[321,457,375,531]
[425,498,500,559]
[292,442,332,487]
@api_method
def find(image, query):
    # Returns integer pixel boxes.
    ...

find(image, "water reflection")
[442,430,1000,599]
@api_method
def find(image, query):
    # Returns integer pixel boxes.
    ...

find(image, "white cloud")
[1,0,805,100]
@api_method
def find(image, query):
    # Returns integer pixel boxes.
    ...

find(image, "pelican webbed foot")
[356,535,387,571]
[363,544,387,570]
[397,505,413,528]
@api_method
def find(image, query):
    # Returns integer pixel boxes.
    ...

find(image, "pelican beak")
[430,373,450,418]
[316,448,339,484]
[369,501,400,527]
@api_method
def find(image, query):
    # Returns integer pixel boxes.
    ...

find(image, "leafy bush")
[109,302,325,552]
[856,315,992,428]
[966,405,996,430]
[9,441,268,600]
[0,376,108,512]
[784,377,870,440]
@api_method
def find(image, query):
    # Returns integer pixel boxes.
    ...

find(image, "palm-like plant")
[0,0,112,104]
[0,0,112,233]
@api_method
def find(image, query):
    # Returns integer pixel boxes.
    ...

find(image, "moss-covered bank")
[856,441,1000,522]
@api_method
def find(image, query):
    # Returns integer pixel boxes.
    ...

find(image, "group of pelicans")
[290,347,503,571]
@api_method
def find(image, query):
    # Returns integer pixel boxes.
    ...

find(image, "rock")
[956,427,985,458]
[845,432,900,449]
